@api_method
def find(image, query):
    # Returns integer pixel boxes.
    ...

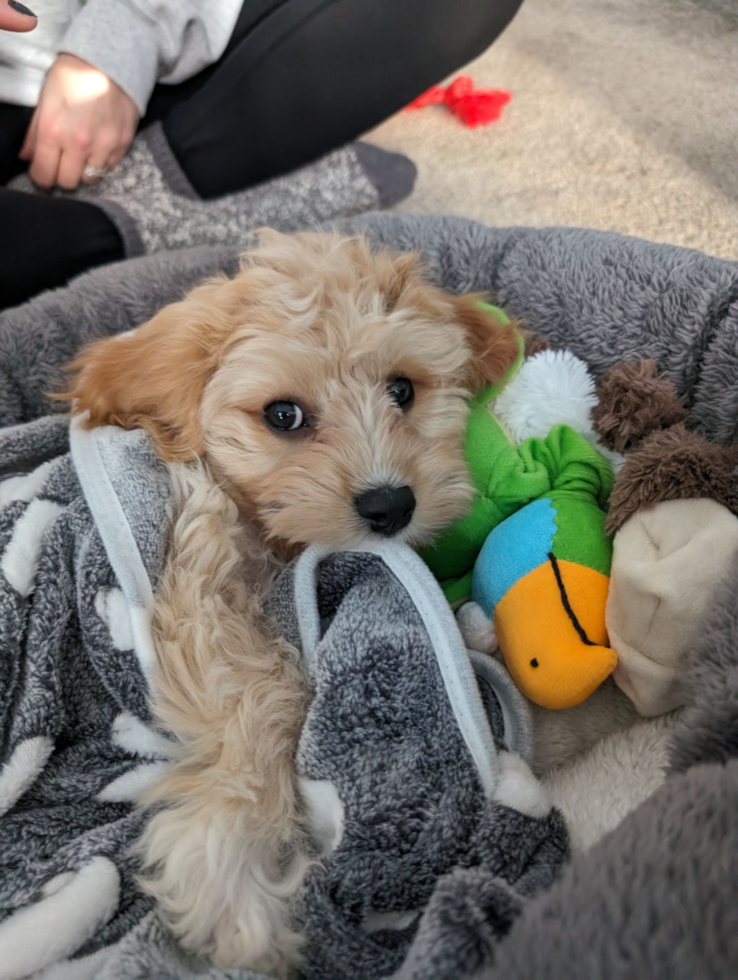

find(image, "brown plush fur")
[592,360,687,454]
[605,424,738,534]
[63,230,522,972]
[521,329,552,358]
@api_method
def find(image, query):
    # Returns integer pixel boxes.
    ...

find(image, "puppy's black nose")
[355,485,416,537]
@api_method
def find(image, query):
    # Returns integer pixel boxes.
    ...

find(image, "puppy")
[64,230,520,974]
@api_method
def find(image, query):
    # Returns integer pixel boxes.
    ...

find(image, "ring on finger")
[83,164,110,180]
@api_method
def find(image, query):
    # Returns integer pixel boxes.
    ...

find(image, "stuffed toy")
[405,75,512,128]
[422,327,620,711]
[431,343,738,717]
[592,361,738,717]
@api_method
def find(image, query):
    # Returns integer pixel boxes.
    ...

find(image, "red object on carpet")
[406,75,512,128]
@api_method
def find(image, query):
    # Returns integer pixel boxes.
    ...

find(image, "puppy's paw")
[136,803,308,976]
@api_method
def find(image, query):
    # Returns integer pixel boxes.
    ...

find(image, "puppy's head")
[66,231,520,550]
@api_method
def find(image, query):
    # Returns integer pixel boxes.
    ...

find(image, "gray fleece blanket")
[0,422,171,980]
[1,214,737,980]
[268,544,568,980]
[0,417,566,980]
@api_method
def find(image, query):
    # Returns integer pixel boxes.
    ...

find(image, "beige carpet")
[369,0,738,260]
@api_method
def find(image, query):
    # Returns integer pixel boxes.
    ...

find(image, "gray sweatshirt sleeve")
[59,0,243,116]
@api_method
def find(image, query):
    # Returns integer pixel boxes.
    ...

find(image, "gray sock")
[9,123,416,257]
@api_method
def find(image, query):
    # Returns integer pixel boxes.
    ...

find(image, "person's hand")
[20,53,140,190]
[0,0,37,32]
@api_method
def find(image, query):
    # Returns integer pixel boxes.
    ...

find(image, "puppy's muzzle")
[354,485,416,537]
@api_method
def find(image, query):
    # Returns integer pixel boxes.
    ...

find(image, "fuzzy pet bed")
[0,214,736,980]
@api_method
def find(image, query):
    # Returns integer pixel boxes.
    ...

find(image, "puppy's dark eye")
[263,401,308,433]
[387,377,414,409]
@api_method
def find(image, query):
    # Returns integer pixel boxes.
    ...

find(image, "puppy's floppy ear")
[451,293,522,390]
[60,276,237,461]
[384,251,421,309]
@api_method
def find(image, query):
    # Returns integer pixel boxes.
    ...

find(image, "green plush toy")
[423,307,617,710]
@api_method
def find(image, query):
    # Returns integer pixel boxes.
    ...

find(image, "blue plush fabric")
[472,497,558,616]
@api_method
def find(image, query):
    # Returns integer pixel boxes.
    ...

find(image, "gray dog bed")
[0,214,736,980]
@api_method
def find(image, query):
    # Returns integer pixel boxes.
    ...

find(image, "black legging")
[1,0,523,309]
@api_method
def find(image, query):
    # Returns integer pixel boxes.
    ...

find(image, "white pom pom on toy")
[494,349,596,441]
[493,349,624,471]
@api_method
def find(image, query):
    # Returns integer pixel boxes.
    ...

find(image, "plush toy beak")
[494,558,617,710]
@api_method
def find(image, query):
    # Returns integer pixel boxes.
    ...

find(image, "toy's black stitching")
[548,552,594,647]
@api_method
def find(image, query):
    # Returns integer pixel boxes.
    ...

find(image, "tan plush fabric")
[607,498,738,717]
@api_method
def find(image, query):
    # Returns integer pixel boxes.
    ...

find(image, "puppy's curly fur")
[63,230,521,972]
[137,462,308,975]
